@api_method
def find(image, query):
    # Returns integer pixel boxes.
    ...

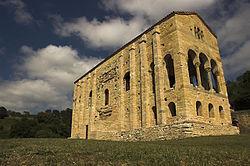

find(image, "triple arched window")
[187,49,221,93]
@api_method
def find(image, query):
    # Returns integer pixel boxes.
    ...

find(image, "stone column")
[119,51,126,131]
[139,34,151,128]
[129,43,139,129]
[205,67,213,91]
[152,25,164,125]
[194,61,202,88]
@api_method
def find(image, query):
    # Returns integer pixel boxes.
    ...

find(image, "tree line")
[0,107,72,138]
[227,71,250,111]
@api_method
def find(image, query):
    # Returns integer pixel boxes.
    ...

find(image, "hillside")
[0,134,249,165]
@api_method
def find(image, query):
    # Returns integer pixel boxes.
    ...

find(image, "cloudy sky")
[0,0,249,113]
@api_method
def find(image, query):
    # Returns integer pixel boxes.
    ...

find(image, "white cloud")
[52,15,148,49]
[200,0,250,79]
[52,0,215,49]
[218,2,250,54]
[0,0,33,24]
[0,45,101,113]
[0,80,68,112]
[101,0,216,21]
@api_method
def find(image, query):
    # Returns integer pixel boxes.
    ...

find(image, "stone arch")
[104,89,109,106]
[219,106,224,119]
[164,54,175,88]
[123,72,130,91]
[188,49,198,86]
[208,103,215,118]
[196,101,202,116]
[210,59,220,93]
[199,53,210,90]
[168,102,176,117]
[150,62,156,93]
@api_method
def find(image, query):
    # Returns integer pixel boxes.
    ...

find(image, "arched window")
[168,102,176,117]
[104,89,109,106]
[219,106,224,119]
[211,59,220,93]
[199,53,210,90]
[208,103,214,118]
[196,101,202,116]
[124,72,130,91]
[89,90,92,107]
[164,54,175,88]
[150,62,156,93]
[188,50,198,86]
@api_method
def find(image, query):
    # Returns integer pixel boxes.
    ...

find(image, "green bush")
[10,118,38,138]
[35,129,60,138]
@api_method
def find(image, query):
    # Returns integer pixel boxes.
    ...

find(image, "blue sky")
[0,0,249,113]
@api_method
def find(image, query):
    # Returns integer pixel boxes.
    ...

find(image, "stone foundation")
[88,121,239,141]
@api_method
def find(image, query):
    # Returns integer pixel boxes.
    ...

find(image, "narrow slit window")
[124,72,130,91]
[104,89,109,105]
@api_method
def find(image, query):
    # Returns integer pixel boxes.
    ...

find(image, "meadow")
[0,134,249,165]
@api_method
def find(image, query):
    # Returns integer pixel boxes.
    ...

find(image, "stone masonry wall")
[232,111,250,134]
[88,120,239,141]
[119,121,239,141]
[71,12,239,140]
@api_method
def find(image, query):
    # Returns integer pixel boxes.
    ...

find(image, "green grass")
[0,135,250,165]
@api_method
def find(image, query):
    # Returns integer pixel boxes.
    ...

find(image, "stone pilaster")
[119,51,126,131]
[152,25,164,125]
[90,71,97,132]
[139,34,151,128]
[76,83,82,137]
[218,68,228,96]
[174,51,189,118]
[71,85,78,138]
[79,80,86,138]
[214,72,221,93]
[129,43,139,129]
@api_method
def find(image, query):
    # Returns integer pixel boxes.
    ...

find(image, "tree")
[10,118,38,138]
[0,107,9,119]
[227,71,250,111]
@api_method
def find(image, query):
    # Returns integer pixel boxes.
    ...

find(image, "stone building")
[71,11,239,141]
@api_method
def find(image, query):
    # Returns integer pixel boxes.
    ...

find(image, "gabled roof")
[74,11,216,84]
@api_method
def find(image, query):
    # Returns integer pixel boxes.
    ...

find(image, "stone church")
[71,11,239,141]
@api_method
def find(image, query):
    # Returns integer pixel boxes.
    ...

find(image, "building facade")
[71,12,239,141]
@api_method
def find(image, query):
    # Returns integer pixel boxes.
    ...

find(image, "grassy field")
[0,135,250,165]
